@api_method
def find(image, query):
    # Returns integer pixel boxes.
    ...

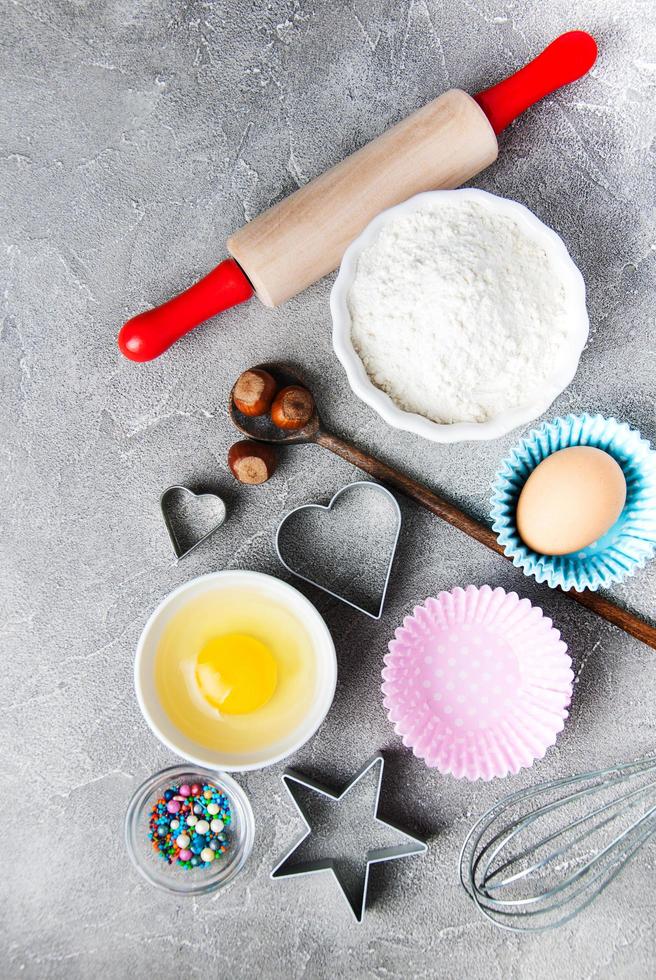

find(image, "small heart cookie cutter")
[275,481,402,619]
[160,485,227,560]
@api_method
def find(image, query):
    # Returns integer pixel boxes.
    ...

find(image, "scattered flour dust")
[348,200,575,425]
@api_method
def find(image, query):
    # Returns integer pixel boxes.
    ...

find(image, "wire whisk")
[459,755,656,932]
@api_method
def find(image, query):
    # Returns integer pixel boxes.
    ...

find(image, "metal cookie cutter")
[275,481,402,619]
[271,754,427,922]
[160,485,227,560]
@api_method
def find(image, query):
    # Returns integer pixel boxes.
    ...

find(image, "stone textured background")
[2,0,656,976]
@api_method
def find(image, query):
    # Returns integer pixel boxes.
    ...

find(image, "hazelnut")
[270,385,315,431]
[232,368,278,417]
[228,440,278,485]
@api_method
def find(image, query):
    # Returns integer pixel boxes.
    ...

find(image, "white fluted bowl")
[331,189,589,444]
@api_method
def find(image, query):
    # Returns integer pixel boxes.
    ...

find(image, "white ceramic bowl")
[134,570,337,771]
[331,188,589,444]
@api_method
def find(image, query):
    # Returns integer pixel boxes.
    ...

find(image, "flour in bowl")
[347,199,576,425]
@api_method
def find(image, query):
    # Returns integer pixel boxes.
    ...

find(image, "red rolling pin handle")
[474,31,597,134]
[118,258,253,361]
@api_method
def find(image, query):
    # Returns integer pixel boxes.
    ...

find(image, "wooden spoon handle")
[314,429,656,650]
[316,430,504,554]
[561,588,656,650]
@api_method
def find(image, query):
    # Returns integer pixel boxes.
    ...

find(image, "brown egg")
[516,446,626,556]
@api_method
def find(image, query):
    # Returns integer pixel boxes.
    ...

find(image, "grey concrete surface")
[2,1,655,977]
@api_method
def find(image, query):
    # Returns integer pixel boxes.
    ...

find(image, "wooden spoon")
[230,364,656,650]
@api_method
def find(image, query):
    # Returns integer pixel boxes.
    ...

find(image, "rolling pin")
[119,30,597,361]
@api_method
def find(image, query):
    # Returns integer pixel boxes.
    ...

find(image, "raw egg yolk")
[195,634,277,715]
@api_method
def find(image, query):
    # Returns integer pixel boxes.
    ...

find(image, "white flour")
[348,199,573,424]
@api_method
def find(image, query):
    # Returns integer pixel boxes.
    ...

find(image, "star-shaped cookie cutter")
[271,754,427,922]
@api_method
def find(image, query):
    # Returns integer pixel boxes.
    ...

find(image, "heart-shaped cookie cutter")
[275,481,401,619]
[160,485,227,560]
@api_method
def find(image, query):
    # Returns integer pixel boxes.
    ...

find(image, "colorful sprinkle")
[147,779,232,870]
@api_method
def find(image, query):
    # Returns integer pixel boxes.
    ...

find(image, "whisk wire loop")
[460,755,656,932]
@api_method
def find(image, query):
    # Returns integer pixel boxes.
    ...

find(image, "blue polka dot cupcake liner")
[490,414,656,592]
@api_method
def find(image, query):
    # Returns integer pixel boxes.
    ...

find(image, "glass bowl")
[125,764,254,895]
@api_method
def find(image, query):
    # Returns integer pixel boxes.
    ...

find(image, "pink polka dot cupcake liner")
[381,585,573,781]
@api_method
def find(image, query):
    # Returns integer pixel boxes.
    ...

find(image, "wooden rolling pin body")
[118,31,597,360]
[227,91,498,307]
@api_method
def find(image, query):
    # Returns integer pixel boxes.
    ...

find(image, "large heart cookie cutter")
[160,485,227,560]
[275,481,401,619]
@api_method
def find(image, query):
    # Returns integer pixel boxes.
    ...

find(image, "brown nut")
[228,440,278,485]
[270,385,315,431]
[232,368,278,417]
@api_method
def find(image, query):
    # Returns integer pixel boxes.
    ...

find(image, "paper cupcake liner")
[382,585,573,781]
[490,414,656,592]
